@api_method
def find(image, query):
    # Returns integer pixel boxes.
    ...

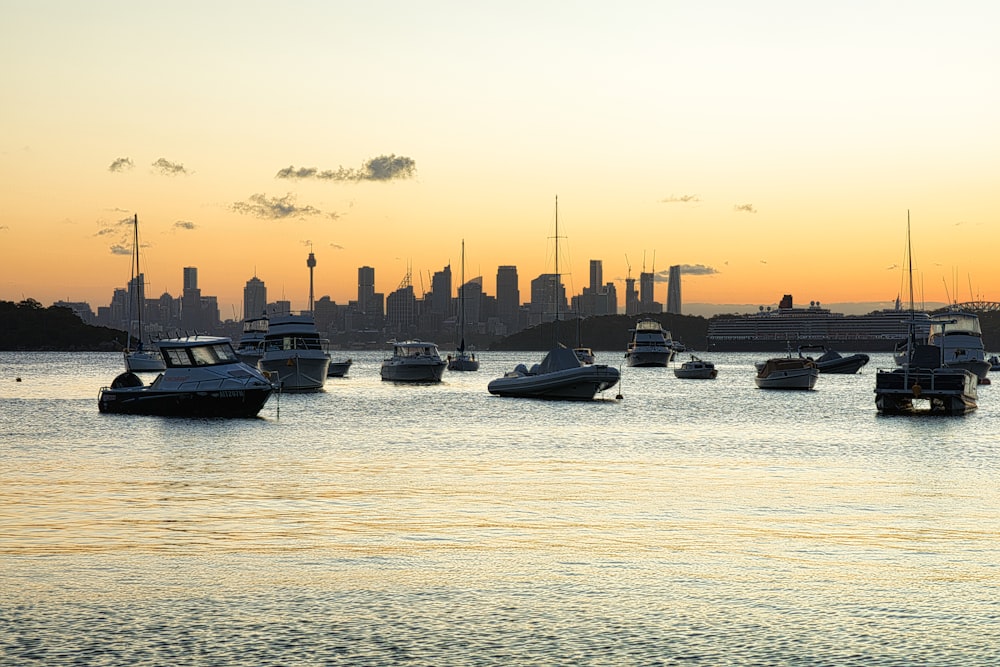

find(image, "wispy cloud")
[174,220,196,230]
[108,157,134,172]
[330,243,345,250]
[679,264,719,275]
[0,225,9,231]
[660,195,700,204]
[886,263,899,270]
[734,203,756,214]
[232,193,323,220]
[152,157,188,175]
[276,154,417,182]
[110,244,131,255]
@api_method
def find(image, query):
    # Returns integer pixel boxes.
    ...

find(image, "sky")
[2,1,998,317]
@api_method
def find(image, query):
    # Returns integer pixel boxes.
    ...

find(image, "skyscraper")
[496,265,519,334]
[358,266,375,314]
[183,267,198,291]
[667,265,682,314]
[589,260,603,292]
[244,276,266,319]
[639,271,655,312]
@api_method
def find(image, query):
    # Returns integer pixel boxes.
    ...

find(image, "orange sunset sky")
[2,2,998,317]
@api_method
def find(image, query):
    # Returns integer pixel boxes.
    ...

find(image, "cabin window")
[190,345,217,366]
[165,348,192,366]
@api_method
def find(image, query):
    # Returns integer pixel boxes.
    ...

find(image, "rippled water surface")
[3,351,1000,665]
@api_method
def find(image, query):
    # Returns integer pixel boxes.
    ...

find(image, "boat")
[447,239,480,372]
[381,340,447,382]
[754,355,818,390]
[98,335,274,417]
[707,294,932,352]
[625,319,675,367]
[674,355,717,379]
[327,358,352,377]
[122,214,165,372]
[927,310,991,382]
[488,345,620,400]
[257,313,331,391]
[573,347,595,365]
[875,344,978,415]
[234,314,268,366]
[989,355,1000,371]
[874,213,978,415]
[797,345,869,374]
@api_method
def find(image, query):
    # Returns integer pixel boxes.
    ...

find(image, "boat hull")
[626,351,672,367]
[327,359,352,377]
[98,386,272,417]
[874,367,977,415]
[674,366,717,379]
[488,365,620,400]
[815,354,869,374]
[258,353,330,391]
[125,351,166,372]
[755,368,818,390]
[381,361,446,382]
[447,354,480,372]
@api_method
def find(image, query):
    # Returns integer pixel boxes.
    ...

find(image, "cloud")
[174,221,196,230]
[110,244,131,255]
[152,158,188,175]
[330,243,345,250]
[734,203,756,213]
[0,225,8,230]
[108,157,134,172]
[275,154,417,182]
[679,264,719,276]
[232,193,323,220]
[886,263,899,270]
[660,195,700,204]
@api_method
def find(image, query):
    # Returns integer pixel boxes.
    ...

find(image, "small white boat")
[121,214,165,372]
[755,356,818,390]
[488,346,619,400]
[674,355,717,379]
[124,342,166,372]
[327,358,352,377]
[99,335,273,417]
[447,239,480,372]
[625,319,675,367]
[573,347,595,365]
[381,340,446,382]
[257,313,331,391]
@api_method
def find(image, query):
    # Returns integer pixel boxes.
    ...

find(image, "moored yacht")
[927,310,991,382]
[257,313,331,391]
[755,355,819,390]
[625,319,675,367]
[488,346,619,400]
[99,335,274,417]
[381,340,447,382]
[234,314,268,366]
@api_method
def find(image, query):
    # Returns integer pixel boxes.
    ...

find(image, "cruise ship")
[707,295,931,352]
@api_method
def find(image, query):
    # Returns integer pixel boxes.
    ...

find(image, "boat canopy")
[392,341,440,357]
[537,346,584,373]
[929,311,982,336]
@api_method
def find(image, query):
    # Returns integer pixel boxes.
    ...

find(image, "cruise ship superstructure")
[707,295,931,352]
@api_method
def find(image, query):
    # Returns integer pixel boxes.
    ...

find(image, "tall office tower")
[183,267,198,291]
[431,264,452,316]
[589,260,603,292]
[604,282,618,315]
[385,284,416,334]
[639,271,655,312]
[181,266,203,331]
[496,265,520,333]
[244,276,267,319]
[666,265,682,314]
[625,277,638,315]
[358,266,375,314]
[530,273,567,324]
[458,277,483,326]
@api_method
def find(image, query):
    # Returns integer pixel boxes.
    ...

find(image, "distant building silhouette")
[625,277,638,315]
[496,265,520,335]
[244,276,266,319]
[667,265,682,314]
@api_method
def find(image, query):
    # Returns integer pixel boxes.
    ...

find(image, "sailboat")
[874,213,977,414]
[123,214,166,372]
[488,197,620,400]
[447,239,479,371]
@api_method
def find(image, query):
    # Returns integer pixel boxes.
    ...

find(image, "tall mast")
[554,195,559,323]
[459,238,465,349]
[133,214,141,345]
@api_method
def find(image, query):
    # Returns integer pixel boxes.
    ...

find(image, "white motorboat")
[625,319,675,367]
[234,314,268,367]
[674,355,717,379]
[98,335,274,417]
[755,356,818,390]
[927,310,991,382]
[381,340,447,382]
[573,347,595,365]
[122,214,165,372]
[327,358,352,377]
[257,313,331,391]
[488,346,619,400]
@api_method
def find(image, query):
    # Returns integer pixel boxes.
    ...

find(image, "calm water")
[2,350,999,665]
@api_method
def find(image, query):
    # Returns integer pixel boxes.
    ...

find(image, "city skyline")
[2,3,998,315]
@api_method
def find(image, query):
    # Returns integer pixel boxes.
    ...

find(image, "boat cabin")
[157,336,243,368]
